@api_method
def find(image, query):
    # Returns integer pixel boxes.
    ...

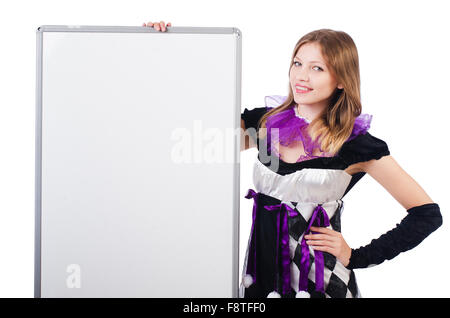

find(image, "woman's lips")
[295,86,313,94]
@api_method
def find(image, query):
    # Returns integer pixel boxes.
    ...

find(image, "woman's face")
[289,42,343,109]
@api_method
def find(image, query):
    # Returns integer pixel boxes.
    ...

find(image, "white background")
[1,0,449,298]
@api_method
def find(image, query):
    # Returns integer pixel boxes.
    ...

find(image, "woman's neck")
[296,102,328,122]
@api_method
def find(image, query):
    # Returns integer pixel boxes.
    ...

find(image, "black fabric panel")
[258,153,347,175]
[257,131,390,177]
[244,193,283,298]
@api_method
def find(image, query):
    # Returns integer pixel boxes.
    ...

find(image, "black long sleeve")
[241,106,269,142]
[346,202,443,269]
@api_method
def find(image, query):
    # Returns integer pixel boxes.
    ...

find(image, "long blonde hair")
[258,29,362,155]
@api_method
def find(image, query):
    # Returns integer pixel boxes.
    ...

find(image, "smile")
[295,86,313,94]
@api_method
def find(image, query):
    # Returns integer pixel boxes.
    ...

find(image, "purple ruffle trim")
[350,113,372,141]
[263,95,372,162]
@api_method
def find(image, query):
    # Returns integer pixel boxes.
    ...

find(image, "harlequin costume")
[239,95,442,298]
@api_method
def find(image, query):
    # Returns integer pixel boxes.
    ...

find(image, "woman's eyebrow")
[294,56,325,64]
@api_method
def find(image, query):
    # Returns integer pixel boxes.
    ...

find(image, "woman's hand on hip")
[304,226,352,267]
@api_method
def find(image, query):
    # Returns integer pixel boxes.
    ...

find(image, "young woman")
[143,21,443,298]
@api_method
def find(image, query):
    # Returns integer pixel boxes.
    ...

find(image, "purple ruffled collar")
[264,95,372,162]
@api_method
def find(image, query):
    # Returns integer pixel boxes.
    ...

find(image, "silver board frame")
[35,25,242,298]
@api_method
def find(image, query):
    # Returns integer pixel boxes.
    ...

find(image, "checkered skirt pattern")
[240,192,361,298]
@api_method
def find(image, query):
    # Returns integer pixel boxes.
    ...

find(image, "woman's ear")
[337,84,344,90]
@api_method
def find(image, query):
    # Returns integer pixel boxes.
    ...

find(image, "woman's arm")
[361,155,434,209]
[305,154,442,268]
[341,155,443,269]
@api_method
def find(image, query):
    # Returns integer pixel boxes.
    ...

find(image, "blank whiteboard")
[35,25,242,298]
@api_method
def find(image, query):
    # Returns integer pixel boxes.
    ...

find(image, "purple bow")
[263,202,299,295]
[245,188,331,296]
[299,204,330,294]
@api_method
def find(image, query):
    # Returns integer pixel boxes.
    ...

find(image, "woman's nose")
[295,67,309,81]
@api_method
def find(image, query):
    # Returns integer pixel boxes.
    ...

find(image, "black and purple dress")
[239,95,390,298]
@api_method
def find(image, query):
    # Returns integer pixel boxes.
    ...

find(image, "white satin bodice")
[253,158,352,204]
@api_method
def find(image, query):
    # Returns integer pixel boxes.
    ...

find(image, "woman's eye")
[294,61,323,71]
